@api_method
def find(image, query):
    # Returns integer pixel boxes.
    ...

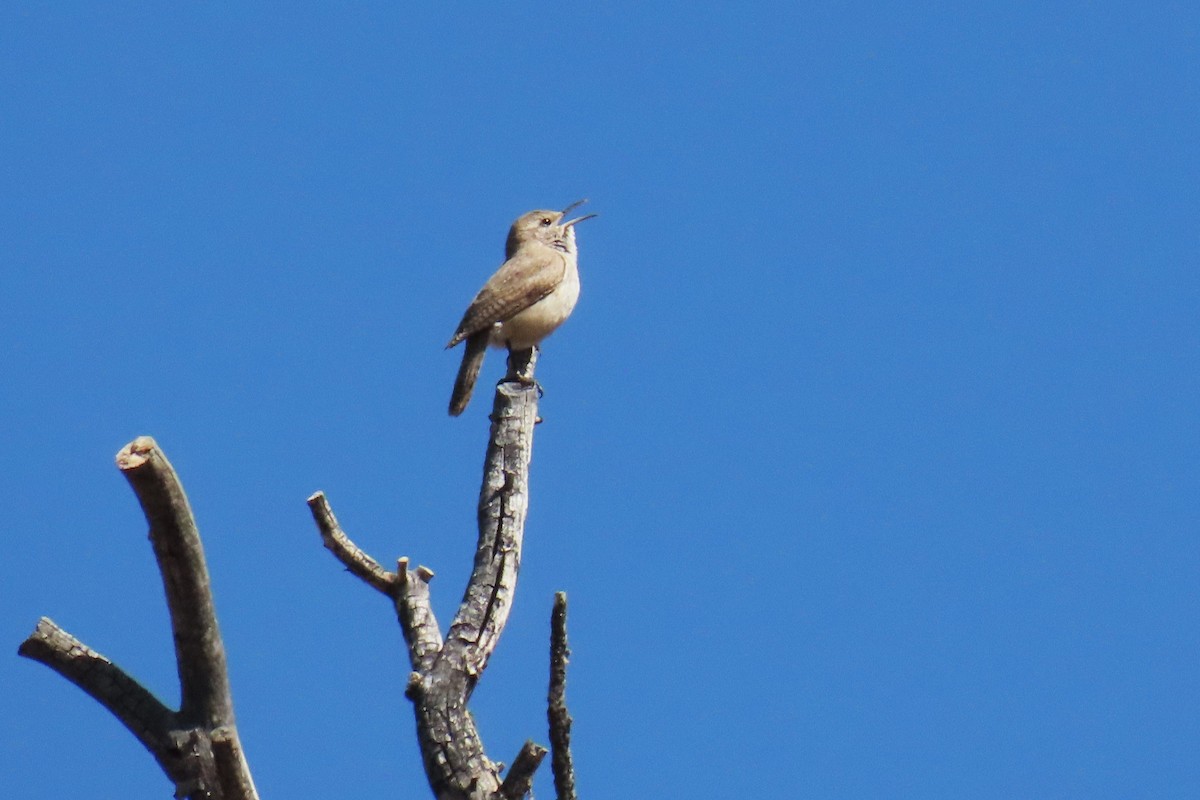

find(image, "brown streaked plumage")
[446,202,596,416]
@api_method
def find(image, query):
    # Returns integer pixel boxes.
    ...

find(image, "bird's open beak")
[561,199,600,226]
[561,198,589,216]
[563,212,598,228]
[561,199,597,227]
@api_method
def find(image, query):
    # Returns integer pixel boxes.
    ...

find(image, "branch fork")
[309,357,579,799]
[19,437,259,800]
[19,353,581,800]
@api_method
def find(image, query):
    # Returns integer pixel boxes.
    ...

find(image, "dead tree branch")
[499,740,548,800]
[307,493,445,672]
[19,345,585,798]
[312,351,547,799]
[18,436,259,800]
[548,592,577,800]
[19,617,175,756]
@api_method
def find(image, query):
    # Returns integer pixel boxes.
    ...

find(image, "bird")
[446,201,596,416]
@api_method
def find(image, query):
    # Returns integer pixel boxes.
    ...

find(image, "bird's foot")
[505,344,539,384]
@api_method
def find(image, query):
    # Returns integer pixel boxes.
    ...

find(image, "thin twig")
[549,591,577,800]
[308,491,398,596]
[308,492,445,669]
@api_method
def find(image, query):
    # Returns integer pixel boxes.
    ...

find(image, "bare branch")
[308,492,447,670]
[397,557,444,673]
[445,369,541,681]
[548,592,577,800]
[414,368,542,800]
[308,490,399,596]
[21,438,259,800]
[211,726,259,800]
[116,436,230,727]
[18,617,175,758]
[499,741,548,800]
[310,356,548,800]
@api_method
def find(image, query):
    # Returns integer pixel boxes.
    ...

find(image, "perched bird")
[446,201,596,416]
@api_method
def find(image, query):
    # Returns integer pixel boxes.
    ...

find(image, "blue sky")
[3,3,1197,798]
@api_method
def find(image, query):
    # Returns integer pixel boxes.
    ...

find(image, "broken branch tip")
[115,436,158,470]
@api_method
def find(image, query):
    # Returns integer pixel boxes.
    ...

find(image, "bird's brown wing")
[445,248,566,348]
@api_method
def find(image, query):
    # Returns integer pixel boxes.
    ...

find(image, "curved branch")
[446,350,541,681]
[307,492,444,670]
[309,491,399,596]
[18,618,175,758]
[116,437,230,727]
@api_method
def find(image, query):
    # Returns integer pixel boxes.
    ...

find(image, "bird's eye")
[541,217,552,226]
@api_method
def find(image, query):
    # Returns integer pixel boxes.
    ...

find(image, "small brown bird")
[446,201,596,416]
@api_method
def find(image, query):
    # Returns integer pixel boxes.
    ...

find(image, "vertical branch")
[445,353,540,678]
[395,558,444,673]
[414,372,542,799]
[548,592,578,800]
[116,437,231,728]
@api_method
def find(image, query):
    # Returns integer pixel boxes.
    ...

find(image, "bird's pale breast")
[491,257,580,350]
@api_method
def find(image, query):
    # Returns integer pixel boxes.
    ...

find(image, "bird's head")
[505,200,597,258]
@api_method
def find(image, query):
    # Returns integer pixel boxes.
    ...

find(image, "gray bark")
[19,437,259,800]
[311,350,558,800]
[19,351,581,800]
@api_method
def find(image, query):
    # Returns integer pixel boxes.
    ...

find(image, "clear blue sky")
[3,3,1197,798]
